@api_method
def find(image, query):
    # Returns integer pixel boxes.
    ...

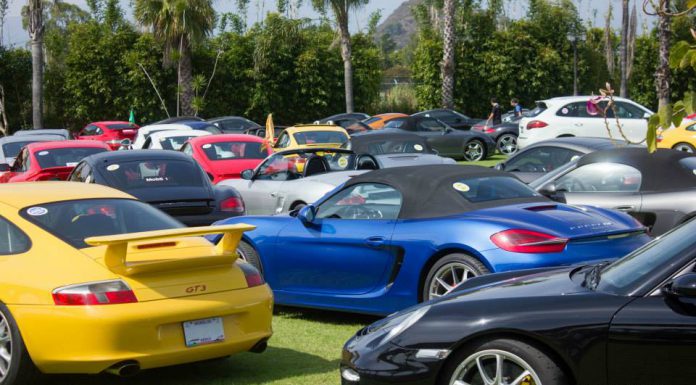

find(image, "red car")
[0,141,110,182]
[181,134,273,184]
[75,121,140,150]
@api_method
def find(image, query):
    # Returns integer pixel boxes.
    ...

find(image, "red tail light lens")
[491,229,568,253]
[656,135,663,143]
[221,196,245,213]
[526,120,549,129]
[237,262,265,287]
[53,279,138,305]
[484,128,496,133]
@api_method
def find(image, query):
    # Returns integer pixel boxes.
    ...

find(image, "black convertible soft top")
[578,148,696,192]
[343,165,549,219]
[348,132,433,154]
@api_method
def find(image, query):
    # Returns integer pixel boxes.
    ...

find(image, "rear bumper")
[10,285,273,374]
[174,210,243,226]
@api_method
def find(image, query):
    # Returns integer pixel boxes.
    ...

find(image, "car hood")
[464,202,644,239]
[375,154,456,168]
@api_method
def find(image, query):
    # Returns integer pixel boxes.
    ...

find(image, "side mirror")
[241,169,254,180]
[297,205,317,225]
[643,112,652,120]
[0,164,9,172]
[494,163,504,171]
[119,138,132,150]
[538,183,557,196]
[663,274,696,298]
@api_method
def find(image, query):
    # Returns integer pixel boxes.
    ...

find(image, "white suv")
[517,96,653,149]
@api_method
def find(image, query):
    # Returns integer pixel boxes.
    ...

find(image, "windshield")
[35,147,107,168]
[255,151,355,181]
[454,176,540,203]
[201,141,268,160]
[158,135,200,150]
[22,199,183,248]
[2,141,36,159]
[597,220,696,295]
[292,131,348,145]
[106,124,137,130]
[99,159,203,188]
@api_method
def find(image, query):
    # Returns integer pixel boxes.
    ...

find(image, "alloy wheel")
[236,247,248,262]
[450,349,542,385]
[464,141,485,161]
[674,143,695,153]
[0,311,12,380]
[497,135,518,156]
[428,262,477,299]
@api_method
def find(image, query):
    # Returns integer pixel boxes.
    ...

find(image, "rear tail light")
[221,196,245,213]
[491,229,568,253]
[52,279,138,305]
[484,128,496,133]
[237,262,265,287]
[656,135,663,143]
[526,120,549,129]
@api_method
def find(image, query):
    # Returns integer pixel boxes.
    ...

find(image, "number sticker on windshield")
[106,164,120,171]
[414,144,424,151]
[337,157,349,168]
[452,182,470,192]
[27,206,48,216]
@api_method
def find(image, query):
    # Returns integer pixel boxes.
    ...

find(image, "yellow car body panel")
[0,182,273,374]
[657,120,696,150]
[273,124,350,151]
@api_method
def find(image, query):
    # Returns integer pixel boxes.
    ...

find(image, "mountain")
[375,0,423,49]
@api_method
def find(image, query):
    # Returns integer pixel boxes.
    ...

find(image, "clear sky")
[1,0,654,47]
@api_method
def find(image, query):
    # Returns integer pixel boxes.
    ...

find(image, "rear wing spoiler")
[84,224,255,276]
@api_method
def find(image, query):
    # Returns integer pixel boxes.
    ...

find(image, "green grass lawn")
[460,154,506,167]
[45,307,378,385]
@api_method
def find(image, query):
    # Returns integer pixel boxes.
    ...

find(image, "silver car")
[219,148,378,215]
[347,131,456,167]
[0,134,64,165]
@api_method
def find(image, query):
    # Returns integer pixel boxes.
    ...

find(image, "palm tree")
[441,0,455,109]
[655,0,671,110]
[26,0,45,128]
[134,0,215,116]
[619,0,629,97]
[311,0,369,113]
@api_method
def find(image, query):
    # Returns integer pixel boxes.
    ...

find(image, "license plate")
[183,317,225,347]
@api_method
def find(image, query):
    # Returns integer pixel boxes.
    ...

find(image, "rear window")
[2,141,36,159]
[364,117,381,125]
[21,199,183,248]
[35,147,107,168]
[384,119,407,129]
[292,131,348,145]
[99,159,203,188]
[527,102,548,118]
[158,135,200,151]
[106,124,137,130]
[201,141,267,160]
[453,176,539,203]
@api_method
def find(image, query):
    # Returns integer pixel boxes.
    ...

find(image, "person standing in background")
[487,98,502,126]
[511,98,523,117]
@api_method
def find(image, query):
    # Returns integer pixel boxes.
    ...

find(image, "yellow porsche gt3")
[657,119,696,152]
[0,182,272,384]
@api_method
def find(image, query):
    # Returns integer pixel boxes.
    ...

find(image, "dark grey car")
[530,148,696,235]
[495,137,638,183]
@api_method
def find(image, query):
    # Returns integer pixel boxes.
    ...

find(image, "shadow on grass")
[275,305,382,326]
[41,346,338,385]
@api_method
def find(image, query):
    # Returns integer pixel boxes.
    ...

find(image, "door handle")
[574,123,583,127]
[614,205,635,211]
[270,192,277,197]
[364,236,386,248]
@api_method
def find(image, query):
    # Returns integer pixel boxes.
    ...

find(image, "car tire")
[0,303,40,385]
[673,142,696,153]
[423,254,489,301]
[236,240,263,274]
[290,201,306,211]
[463,140,486,162]
[440,339,570,385]
[496,134,518,156]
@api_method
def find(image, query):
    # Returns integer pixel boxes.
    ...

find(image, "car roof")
[0,181,132,208]
[83,149,193,164]
[578,148,696,191]
[537,96,643,106]
[344,165,548,219]
[285,125,348,134]
[25,140,108,152]
[138,124,192,133]
[91,121,134,126]
[13,129,70,138]
[0,135,63,144]
[187,134,265,145]
[373,113,408,119]
[148,130,211,140]
[179,121,217,129]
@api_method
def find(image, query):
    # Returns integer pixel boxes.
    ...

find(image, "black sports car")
[317,112,371,124]
[496,137,637,183]
[152,116,205,124]
[383,116,496,161]
[412,109,480,131]
[67,150,244,226]
[530,147,696,235]
[208,116,261,133]
[342,218,696,385]
[471,110,529,155]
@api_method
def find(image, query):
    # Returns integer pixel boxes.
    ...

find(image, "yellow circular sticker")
[414,144,424,151]
[337,157,349,168]
[453,182,470,192]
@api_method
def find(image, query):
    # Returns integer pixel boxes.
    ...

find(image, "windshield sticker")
[106,164,120,171]
[38,151,49,156]
[452,182,470,192]
[66,162,78,167]
[337,157,349,168]
[561,108,569,115]
[145,177,168,182]
[202,144,212,149]
[27,206,48,216]
[414,144,424,151]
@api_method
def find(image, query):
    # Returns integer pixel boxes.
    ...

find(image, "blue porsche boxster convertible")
[213,165,650,315]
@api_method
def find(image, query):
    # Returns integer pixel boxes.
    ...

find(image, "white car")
[517,96,653,149]
[143,130,211,151]
[131,124,194,149]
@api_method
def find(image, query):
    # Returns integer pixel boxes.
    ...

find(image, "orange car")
[364,113,408,129]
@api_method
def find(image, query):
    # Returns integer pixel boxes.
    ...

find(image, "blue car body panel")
[213,200,650,315]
